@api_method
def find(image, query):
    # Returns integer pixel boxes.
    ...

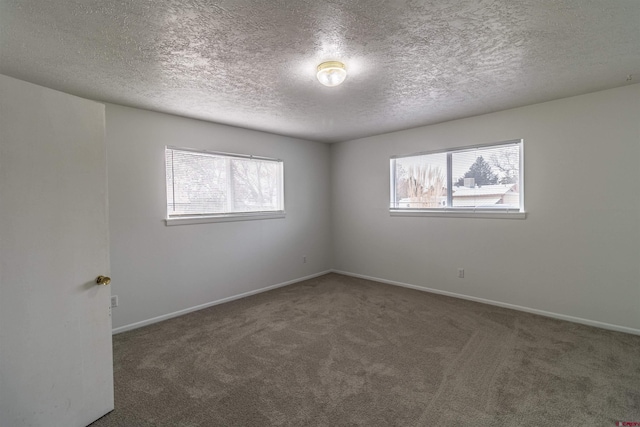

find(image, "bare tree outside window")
[406,165,445,208]
[489,146,520,184]
[232,159,280,211]
[392,152,447,208]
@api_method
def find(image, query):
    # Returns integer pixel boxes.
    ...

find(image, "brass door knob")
[96,276,111,286]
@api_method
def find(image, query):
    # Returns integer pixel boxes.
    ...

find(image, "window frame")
[165,146,285,226]
[390,139,525,219]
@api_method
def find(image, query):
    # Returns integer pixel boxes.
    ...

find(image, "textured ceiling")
[1,0,639,143]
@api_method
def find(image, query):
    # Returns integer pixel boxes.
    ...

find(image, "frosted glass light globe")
[316,61,347,87]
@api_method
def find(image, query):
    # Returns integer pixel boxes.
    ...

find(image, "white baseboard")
[112,270,332,334]
[332,269,640,336]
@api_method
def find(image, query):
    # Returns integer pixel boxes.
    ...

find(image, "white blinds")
[166,148,284,217]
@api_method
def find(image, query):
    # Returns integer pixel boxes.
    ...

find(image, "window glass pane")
[452,145,519,209]
[390,140,522,212]
[231,158,282,212]
[167,150,228,215]
[393,152,447,209]
[165,148,283,217]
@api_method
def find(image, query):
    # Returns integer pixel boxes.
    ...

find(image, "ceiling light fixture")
[316,61,347,87]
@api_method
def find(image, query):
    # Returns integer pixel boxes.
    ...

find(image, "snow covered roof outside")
[452,184,516,197]
[452,198,502,207]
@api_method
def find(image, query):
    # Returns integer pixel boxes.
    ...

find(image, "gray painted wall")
[331,84,640,332]
[106,105,332,330]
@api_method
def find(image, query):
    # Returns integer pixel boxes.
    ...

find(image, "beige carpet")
[91,273,640,426]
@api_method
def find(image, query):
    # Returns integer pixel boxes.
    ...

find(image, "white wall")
[106,105,332,331]
[331,84,640,332]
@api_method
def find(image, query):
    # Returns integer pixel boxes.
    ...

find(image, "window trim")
[165,211,286,226]
[390,139,525,218]
[166,145,282,163]
[389,209,526,220]
[165,146,285,225]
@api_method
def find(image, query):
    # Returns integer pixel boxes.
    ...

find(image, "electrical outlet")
[303,255,307,264]
[111,295,118,308]
[457,268,464,278]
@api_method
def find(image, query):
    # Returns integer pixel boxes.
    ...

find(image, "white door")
[0,75,114,427]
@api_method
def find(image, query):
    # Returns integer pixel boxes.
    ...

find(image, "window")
[390,140,524,218]
[165,147,284,224]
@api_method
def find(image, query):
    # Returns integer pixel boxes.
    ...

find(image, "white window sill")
[165,211,286,226]
[390,209,526,219]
